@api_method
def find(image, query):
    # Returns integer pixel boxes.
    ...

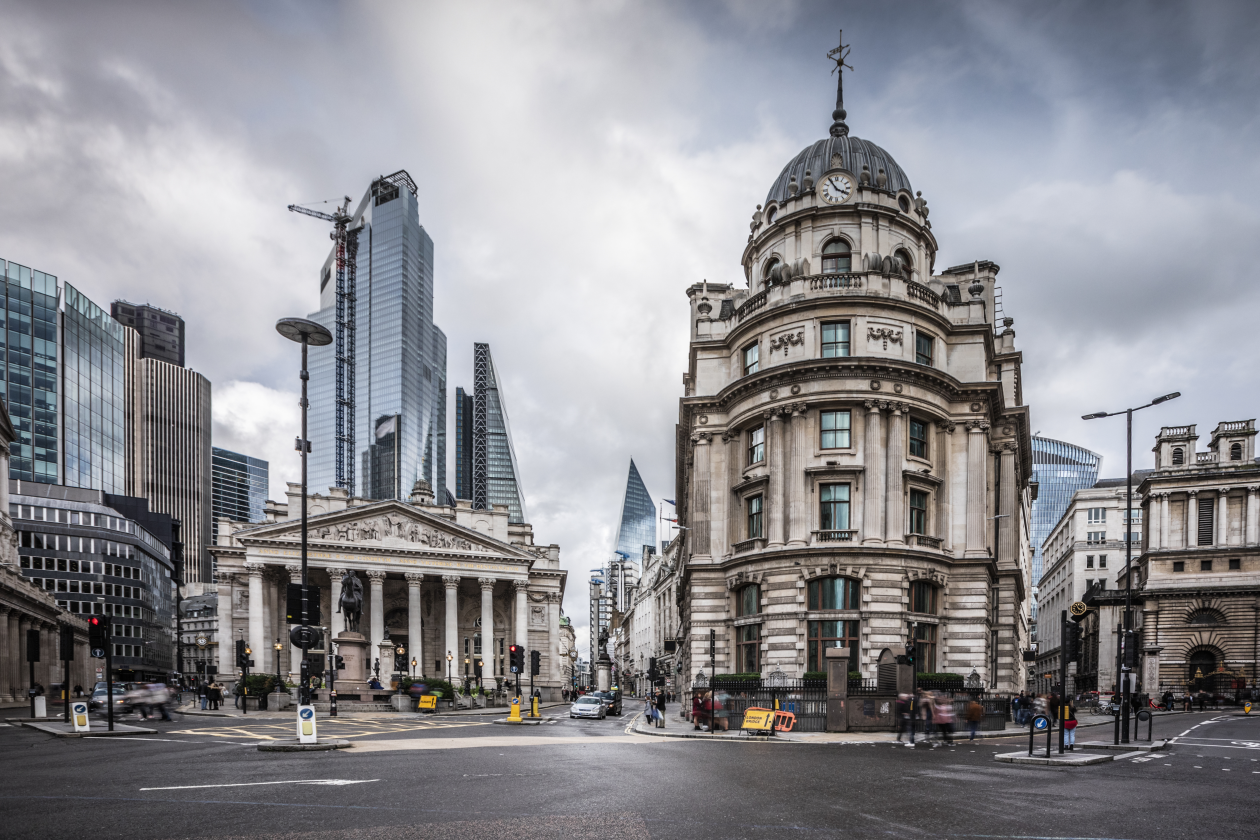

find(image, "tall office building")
[110,301,186,367]
[64,284,128,494]
[612,459,656,562]
[455,343,527,524]
[1030,436,1102,587]
[307,171,447,503]
[210,446,268,544]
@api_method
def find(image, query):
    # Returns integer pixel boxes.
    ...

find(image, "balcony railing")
[906,281,940,310]
[1196,452,1217,464]
[812,530,857,543]
[733,537,766,553]
[907,534,943,549]
[1218,420,1253,432]
[808,273,863,291]
[736,291,767,322]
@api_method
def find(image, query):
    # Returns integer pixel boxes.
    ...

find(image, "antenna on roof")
[827,30,852,138]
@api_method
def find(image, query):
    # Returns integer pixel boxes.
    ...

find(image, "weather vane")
[827,30,852,137]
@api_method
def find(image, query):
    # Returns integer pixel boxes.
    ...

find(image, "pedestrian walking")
[1063,698,1078,750]
[933,693,955,746]
[199,682,208,711]
[895,694,912,743]
[966,697,984,741]
[73,684,84,698]
[655,689,667,729]
[919,690,935,743]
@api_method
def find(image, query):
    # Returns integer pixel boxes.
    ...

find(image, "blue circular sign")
[1033,714,1050,731]
[300,708,314,720]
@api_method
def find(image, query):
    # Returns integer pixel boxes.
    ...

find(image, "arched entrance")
[1187,649,1217,693]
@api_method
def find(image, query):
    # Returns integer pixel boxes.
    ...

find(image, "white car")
[570,695,607,719]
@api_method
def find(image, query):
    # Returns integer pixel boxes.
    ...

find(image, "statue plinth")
[334,631,371,685]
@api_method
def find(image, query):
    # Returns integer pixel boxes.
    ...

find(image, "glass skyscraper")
[211,447,269,544]
[308,172,447,502]
[454,387,473,500]
[1,260,60,484]
[63,283,127,494]
[1030,436,1102,587]
[612,459,656,562]
[464,343,526,524]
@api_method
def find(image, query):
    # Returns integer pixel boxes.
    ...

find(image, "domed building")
[676,54,1033,694]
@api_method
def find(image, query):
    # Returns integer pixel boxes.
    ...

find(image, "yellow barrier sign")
[417,695,438,711]
[742,709,775,731]
[1245,702,1252,715]
[508,698,522,722]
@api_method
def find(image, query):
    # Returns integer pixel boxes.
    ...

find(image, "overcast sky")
[3,1,1258,652]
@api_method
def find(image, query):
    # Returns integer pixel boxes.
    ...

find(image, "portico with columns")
[211,489,566,701]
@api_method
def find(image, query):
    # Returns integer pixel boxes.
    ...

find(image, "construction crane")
[288,197,360,496]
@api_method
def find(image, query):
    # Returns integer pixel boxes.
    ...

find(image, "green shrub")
[399,676,455,700]
[711,673,762,682]
[803,671,827,681]
[916,672,964,682]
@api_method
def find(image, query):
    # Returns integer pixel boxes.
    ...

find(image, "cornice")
[742,201,939,268]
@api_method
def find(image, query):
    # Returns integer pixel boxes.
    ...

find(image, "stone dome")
[765,134,912,206]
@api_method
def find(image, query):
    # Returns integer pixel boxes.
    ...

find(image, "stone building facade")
[209,482,567,699]
[616,535,684,696]
[674,69,1033,692]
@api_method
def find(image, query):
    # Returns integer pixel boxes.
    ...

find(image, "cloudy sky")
[3,1,1258,649]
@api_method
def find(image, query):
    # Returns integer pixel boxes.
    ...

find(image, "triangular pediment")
[235,501,533,562]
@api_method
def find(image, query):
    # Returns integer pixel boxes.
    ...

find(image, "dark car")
[89,685,128,713]
[591,690,622,715]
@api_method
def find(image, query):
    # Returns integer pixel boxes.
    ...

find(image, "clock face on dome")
[818,173,855,205]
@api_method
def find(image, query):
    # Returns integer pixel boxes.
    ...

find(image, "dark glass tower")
[454,387,473,500]
[1030,436,1102,587]
[613,459,656,562]
[1,260,59,484]
[64,284,127,494]
[211,446,269,544]
[109,301,185,367]
[456,343,526,523]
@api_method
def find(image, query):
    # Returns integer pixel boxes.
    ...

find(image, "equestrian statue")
[339,571,364,634]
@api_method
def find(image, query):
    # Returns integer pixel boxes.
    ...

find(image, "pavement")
[2,703,1257,839]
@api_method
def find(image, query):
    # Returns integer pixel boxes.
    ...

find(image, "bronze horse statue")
[338,571,364,633]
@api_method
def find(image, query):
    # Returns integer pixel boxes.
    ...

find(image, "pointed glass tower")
[458,343,527,524]
[613,459,656,562]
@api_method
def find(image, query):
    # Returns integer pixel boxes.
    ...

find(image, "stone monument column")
[547,592,561,685]
[0,607,10,701]
[215,571,234,679]
[690,432,712,557]
[326,567,347,638]
[766,412,786,548]
[443,575,461,680]
[245,562,265,675]
[366,570,387,654]
[286,565,303,678]
[405,573,424,678]
[478,578,495,676]
[1246,486,1260,546]
[1158,493,1170,550]
[1216,488,1230,546]
[1186,491,1198,549]
[964,421,990,558]
[787,404,809,547]
[258,567,274,674]
[862,401,885,544]
[513,580,529,649]
[884,403,906,545]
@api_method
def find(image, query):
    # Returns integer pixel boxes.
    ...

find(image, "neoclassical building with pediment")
[210,481,566,698]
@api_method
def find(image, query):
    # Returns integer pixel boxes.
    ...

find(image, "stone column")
[884,403,906,545]
[514,580,529,649]
[724,431,741,555]
[787,404,809,547]
[286,565,303,678]
[17,616,31,696]
[259,568,274,674]
[478,578,495,675]
[367,570,387,652]
[443,575,461,680]
[216,572,234,679]
[405,573,424,678]
[547,592,561,685]
[1158,493,1170,550]
[766,412,786,548]
[937,422,955,547]
[690,432,712,557]
[1246,486,1260,546]
[245,562,265,676]
[998,443,1017,565]
[0,607,10,701]
[862,401,884,544]
[1216,489,1230,546]
[1187,491,1198,548]
[964,421,990,558]
[327,568,347,637]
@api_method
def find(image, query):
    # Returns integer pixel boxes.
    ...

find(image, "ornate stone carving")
[312,516,480,552]
[441,575,461,588]
[966,420,991,433]
[864,399,882,411]
[869,380,881,391]
[365,569,387,582]
[691,431,713,444]
[969,402,982,412]
[769,330,804,355]
[867,326,903,350]
[478,577,497,591]
[940,420,956,433]
[244,561,266,578]
[404,572,424,585]
[512,580,530,593]
[893,383,903,393]
[697,415,708,425]
[285,564,302,582]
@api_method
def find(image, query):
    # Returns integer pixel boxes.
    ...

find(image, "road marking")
[140,779,380,791]
[351,734,655,753]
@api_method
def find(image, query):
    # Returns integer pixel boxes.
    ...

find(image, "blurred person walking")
[1063,698,1078,750]
[966,697,984,740]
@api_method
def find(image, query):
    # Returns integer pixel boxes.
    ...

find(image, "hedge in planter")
[399,677,456,700]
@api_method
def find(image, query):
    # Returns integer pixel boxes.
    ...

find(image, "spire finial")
[827,30,852,137]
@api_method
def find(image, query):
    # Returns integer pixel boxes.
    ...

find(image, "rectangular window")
[821,322,850,358]
[820,484,850,531]
[820,410,851,449]
[904,420,927,461]
[910,581,938,614]
[1098,556,1107,569]
[747,495,763,539]
[737,584,760,617]
[1229,558,1241,570]
[1123,508,1142,524]
[1087,508,1106,524]
[807,577,860,610]
[807,619,860,673]
[913,623,938,672]
[743,343,759,376]
[738,624,760,673]
[1086,556,1094,569]
[914,332,934,366]
[909,489,928,535]
[1201,560,1212,572]
[1172,561,1185,572]
[748,426,765,465]
[1087,532,1105,544]
[1198,498,1214,546]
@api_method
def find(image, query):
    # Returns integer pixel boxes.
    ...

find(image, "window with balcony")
[742,343,759,376]
[737,584,760,617]
[820,410,851,449]
[748,426,765,465]
[807,576,860,610]
[1087,508,1106,524]
[747,495,763,539]
[1087,532,1106,544]
[820,484,850,532]
[821,322,851,357]
[914,332,934,366]
[909,419,928,459]
[821,239,852,274]
[807,619,859,673]
[910,580,938,614]
[737,624,760,672]
[909,489,928,535]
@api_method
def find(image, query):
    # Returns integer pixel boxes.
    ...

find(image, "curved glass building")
[1030,436,1102,588]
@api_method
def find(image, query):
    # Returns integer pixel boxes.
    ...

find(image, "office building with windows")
[211,447,268,546]
[672,59,1034,691]
[454,387,473,501]
[1030,436,1101,592]
[454,343,526,524]
[307,171,448,504]
[110,301,186,367]
[612,459,656,564]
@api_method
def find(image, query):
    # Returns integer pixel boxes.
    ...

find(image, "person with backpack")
[966,697,984,740]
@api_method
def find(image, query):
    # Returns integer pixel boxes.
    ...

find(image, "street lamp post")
[276,317,333,709]
[446,651,453,683]
[410,658,417,679]
[1083,391,1180,745]
[273,639,283,702]
[395,643,406,695]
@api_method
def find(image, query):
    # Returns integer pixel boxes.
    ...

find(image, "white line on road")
[140,780,380,791]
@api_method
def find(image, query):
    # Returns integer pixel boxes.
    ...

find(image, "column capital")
[365,569,387,582]
[1217,487,1232,496]
[404,572,424,585]
[478,577,497,591]
[1247,485,1260,495]
[966,419,990,433]
[765,410,784,423]
[0,605,10,617]
[215,571,235,586]
[285,564,302,582]
[939,420,956,433]
[887,401,907,415]
[546,592,563,604]
[244,561,266,578]
[691,431,713,444]
[864,399,882,412]
[442,575,461,588]
[1187,488,1199,497]
[790,402,808,416]
[325,566,348,579]
[512,580,530,593]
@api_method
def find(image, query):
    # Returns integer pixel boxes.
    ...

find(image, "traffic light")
[334,655,346,671]
[87,615,108,654]
[509,645,524,674]
[59,624,75,661]
[904,640,916,668]
[709,628,715,657]
[1064,623,1081,663]
[530,649,541,676]
[236,639,248,670]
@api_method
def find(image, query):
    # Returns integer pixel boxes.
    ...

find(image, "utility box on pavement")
[825,647,850,732]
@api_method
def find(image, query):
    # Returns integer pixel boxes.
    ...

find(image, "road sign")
[416,695,438,711]
[297,705,317,744]
[1245,702,1252,715]
[1032,714,1050,731]
[91,648,106,659]
[71,701,90,733]
[741,708,775,732]
[290,625,318,648]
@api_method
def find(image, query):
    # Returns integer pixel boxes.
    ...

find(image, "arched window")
[821,239,852,274]
[894,249,913,278]
[762,257,780,284]
[808,576,860,610]
[1187,609,1223,626]
[910,580,938,614]
[1172,447,1184,465]
[765,205,778,224]
[1230,442,1242,461]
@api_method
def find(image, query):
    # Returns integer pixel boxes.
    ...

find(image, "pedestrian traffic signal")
[509,645,524,674]
[87,615,108,651]
[530,649,541,676]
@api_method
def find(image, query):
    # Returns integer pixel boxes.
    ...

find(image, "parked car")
[89,685,128,713]
[570,694,607,720]
[591,689,623,715]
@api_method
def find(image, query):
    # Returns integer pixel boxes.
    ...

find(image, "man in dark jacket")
[655,690,667,728]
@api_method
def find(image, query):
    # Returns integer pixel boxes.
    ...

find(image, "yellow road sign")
[417,695,438,710]
[742,708,775,731]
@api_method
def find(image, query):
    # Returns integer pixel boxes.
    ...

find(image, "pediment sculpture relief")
[312,515,484,552]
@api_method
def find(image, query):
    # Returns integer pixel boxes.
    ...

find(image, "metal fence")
[691,679,829,732]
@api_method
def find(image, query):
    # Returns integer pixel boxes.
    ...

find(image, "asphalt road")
[1,706,1256,839]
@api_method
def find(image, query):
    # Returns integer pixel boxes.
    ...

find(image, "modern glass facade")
[1,260,59,484]
[308,172,447,503]
[1030,436,1102,588]
[63,283,127,494]
[613,459,656,562]
[454,386,473,500]
[478,345,526,524]
[211,447,268,544]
